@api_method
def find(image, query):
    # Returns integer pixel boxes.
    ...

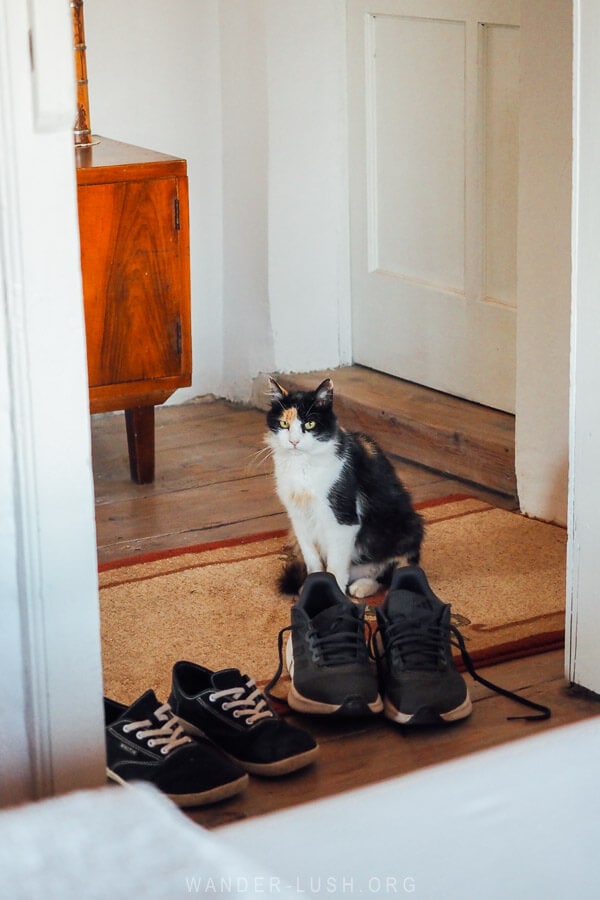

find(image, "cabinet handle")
[174,197,180,231]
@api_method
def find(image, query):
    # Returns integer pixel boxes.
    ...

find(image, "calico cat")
[266,376,424,598]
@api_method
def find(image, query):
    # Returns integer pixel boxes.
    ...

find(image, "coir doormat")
[98,496,566,705]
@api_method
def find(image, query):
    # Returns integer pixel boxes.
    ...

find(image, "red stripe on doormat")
[414,493,475,510]
[99,547,288,590]
[453,629,566,671]
[98,528,290,573]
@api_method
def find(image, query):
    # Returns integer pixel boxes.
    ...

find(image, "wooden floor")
[92,399,600,830]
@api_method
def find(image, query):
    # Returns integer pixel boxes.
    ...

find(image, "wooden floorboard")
[91,399,600,830]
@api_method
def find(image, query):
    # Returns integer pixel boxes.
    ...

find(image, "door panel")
[372,15,466,290]
[484,23,519,307]
[349,1,520,413]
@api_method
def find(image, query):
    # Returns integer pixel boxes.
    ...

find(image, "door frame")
[0,0,105,805]
[566,0,600,693]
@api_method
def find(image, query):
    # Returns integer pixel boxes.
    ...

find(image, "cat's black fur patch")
[331,429,424,565]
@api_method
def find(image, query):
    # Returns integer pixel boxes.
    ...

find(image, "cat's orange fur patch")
[282,407,298,425]
[359,435,378,457]
[290,490,313,508]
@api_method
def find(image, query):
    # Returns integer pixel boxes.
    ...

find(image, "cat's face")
[266,377,337,454]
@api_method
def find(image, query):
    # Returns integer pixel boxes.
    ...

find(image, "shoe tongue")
[126,689,161,719]
[386,589,432,619]
[210,668,245,690]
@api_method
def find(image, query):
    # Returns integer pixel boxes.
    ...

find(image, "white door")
[348,0,520,413]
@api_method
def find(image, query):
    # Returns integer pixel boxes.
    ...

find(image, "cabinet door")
[78,176,188,389]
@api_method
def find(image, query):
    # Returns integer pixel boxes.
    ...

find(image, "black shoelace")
[309,613,372,664]
[264,625,293,704]
[450,625,551,721]
[264,616,373,704]
[372,616,550,721]
[376,617,447,670]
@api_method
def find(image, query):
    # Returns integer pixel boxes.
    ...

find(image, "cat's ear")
[267,376,288,402]
[314,378,334,407]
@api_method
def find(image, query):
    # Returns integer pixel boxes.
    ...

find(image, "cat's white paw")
[348,577,379,599]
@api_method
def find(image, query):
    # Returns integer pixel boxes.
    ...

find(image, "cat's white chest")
[273,447,342,516]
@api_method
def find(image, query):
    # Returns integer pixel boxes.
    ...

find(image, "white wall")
[266,1,351,374]
[85,0,225,397]
[515,0,572,525]
[219,0,273,398]
[85,0,350,403]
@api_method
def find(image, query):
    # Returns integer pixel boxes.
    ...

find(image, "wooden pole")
[71,0,93,147]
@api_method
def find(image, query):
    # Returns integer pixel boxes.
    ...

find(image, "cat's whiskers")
[247,443,273,471]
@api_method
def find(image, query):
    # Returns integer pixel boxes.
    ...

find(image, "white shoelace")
[209,678,273,726]
[122,702,192,755]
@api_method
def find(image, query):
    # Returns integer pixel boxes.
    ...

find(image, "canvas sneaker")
[169,662,319,776]
[104,690,249,806]
[374,566,473,725]
[269,571,383,716]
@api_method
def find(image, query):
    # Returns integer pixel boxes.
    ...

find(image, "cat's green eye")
[304,420,316,431]
[279,417,290,429]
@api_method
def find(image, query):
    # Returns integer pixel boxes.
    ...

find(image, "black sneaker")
[374,566,472,725]
[104,690,249,806]
[169,662,319,776]
[374,566,553,725]
[268,571,383,716]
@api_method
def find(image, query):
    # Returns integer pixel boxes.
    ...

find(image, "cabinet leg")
[125,406,155,484]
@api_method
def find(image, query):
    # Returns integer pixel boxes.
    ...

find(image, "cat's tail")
[278,558,307,595]
[278,535,307,594]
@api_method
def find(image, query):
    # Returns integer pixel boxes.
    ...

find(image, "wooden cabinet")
[76,137,192,483]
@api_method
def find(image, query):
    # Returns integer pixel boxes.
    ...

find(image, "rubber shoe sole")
[383,693,473,726]
[106,766,248,807]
